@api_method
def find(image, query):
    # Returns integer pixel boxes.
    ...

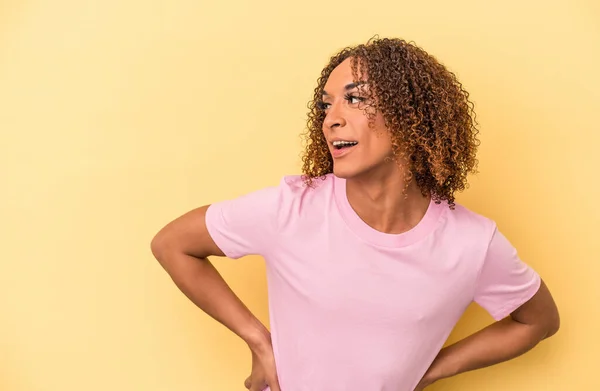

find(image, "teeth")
[332,141,358,147]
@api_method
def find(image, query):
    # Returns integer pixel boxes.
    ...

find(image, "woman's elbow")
[543,303,561,339]
[150,229,173,264]
[545,313,560,339]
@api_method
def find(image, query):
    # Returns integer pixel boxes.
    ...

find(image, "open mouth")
[332,140,358,150]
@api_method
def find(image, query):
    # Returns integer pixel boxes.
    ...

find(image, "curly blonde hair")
[300,37,480,208]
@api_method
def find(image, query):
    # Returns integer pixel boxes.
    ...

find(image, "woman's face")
[321,58,396,180]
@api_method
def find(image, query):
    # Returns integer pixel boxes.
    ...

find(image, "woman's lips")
[331,144,357,158]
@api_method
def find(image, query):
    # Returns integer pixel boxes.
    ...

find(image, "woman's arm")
[150,205,270,349]
[151,205,282,391]
[416,280,559,389]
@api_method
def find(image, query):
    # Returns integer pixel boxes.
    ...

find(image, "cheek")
[371,134,394,157]
[356,132,393,164]
[352,112,393,155]
[367,120,393,155]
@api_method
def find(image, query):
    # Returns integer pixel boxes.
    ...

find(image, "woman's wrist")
[423,347,459,385]
[241,319,272,353]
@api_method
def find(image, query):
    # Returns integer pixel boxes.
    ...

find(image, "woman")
[150,37,560,391]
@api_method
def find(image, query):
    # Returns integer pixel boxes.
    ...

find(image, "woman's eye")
[345,94,364,105]
[317,101,331,110]
[317,95,364,111]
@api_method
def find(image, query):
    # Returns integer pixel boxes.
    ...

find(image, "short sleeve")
[204,182,282,259]
[473,226,542,320]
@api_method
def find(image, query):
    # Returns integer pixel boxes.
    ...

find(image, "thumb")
[249,381,267,391]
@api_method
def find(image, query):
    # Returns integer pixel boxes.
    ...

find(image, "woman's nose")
[323,101,347,130]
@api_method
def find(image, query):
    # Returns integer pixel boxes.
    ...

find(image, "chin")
[332,165,360,179]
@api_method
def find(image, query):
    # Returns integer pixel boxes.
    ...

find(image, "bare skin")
[151,58,559,391]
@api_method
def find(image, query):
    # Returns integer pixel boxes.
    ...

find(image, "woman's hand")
[244,339,282,391]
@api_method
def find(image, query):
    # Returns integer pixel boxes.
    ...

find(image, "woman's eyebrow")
[322,81,367,96]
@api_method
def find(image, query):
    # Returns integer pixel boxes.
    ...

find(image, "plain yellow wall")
[1,0,598,390]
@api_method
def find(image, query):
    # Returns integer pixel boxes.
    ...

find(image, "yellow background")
[1,0,598,390]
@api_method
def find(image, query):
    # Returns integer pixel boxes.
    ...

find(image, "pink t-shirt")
[205,174,541,391]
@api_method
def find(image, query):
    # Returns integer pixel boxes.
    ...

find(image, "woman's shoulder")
[276,173,336,197]
[444,201,498,236]
[270,174,336,221]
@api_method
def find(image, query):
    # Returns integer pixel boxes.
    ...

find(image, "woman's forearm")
[423,317,552,385]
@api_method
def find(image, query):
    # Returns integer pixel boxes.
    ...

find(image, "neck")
[345,167,431,235]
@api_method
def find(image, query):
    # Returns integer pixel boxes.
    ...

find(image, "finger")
[244,376,251,389]
[249,379,267,391]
